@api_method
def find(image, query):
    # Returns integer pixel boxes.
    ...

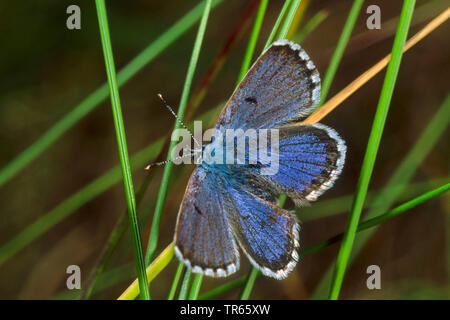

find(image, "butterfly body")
[174,40,346,279]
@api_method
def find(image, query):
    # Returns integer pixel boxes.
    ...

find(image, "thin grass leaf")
[263,0,292,49]
[286,0,311,39]
[302,182,450,258]
[328,0,416,300]
[237,0,269,83]
[319,0,364,104]
[178,268,192,300]
[187,0,260,118]
[293,10,329,44]
[189,274,204,300]
[145,0,213,265]
[199,277,247,300]
[168,262,185,300]
[277,0,302,39]
[357,183,450,230]
[95,0,150,300]
[0,0,223,188]
[300,177,450,222]
[239,267,259,300]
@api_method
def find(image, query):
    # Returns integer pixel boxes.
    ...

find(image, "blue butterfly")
[174,40,346,279]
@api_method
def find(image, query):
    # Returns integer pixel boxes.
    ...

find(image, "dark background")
[0,0,448,299]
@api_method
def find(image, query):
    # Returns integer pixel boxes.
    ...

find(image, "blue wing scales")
[221,175,300,279]
[216,40,320,131]
[252,123,346,204]
[174,167,239,277]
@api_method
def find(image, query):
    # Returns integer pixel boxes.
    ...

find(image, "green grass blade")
[237,0,269,83]
[239,267,260,300]
[0,0,222,188]
[263,0,292,49]
[51,177,448,299]
[81,169,157,299]
[168,262,184,300]
[277,0,302,39]
[319,0,364,104]
[178,268,192,300]
[81,212,128,299]
[302,182,450,259]
[145,0,213,264]
[357,182,450,230]
[300,177,449,222]
[199,277,247,300]
[312,92,450,299]
[188,274,204,300]
[95,0,150,300]
[328,0,416,300]
[294,9,329,44]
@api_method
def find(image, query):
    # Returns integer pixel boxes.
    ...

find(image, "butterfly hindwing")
[216,40,320,131]
[174,167,239,277]
[254,123,346,204]
[221,175,300,279]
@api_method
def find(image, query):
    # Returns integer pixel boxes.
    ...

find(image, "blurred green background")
[0,0,448,299]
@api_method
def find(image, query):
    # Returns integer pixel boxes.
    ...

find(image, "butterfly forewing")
[216,40,321,131]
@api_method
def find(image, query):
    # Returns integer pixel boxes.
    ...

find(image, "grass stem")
[237,0,269,83]
[145,0,213,265]
[320,0,364,104]
[95,0,150,300]
[328,0,416,300]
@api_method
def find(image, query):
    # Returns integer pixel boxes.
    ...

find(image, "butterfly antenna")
[157,93,201,148]
[144,153,193,170]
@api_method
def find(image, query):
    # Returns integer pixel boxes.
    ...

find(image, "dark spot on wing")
[244,96,257,104]
[193,204,202,215]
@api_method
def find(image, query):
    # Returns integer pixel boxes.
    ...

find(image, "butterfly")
[174,40,346,279]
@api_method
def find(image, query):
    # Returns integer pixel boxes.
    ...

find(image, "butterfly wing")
[216,39,320,131]
[174,167,239,277]
[252,123,346,204]
[221,174,299,279]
